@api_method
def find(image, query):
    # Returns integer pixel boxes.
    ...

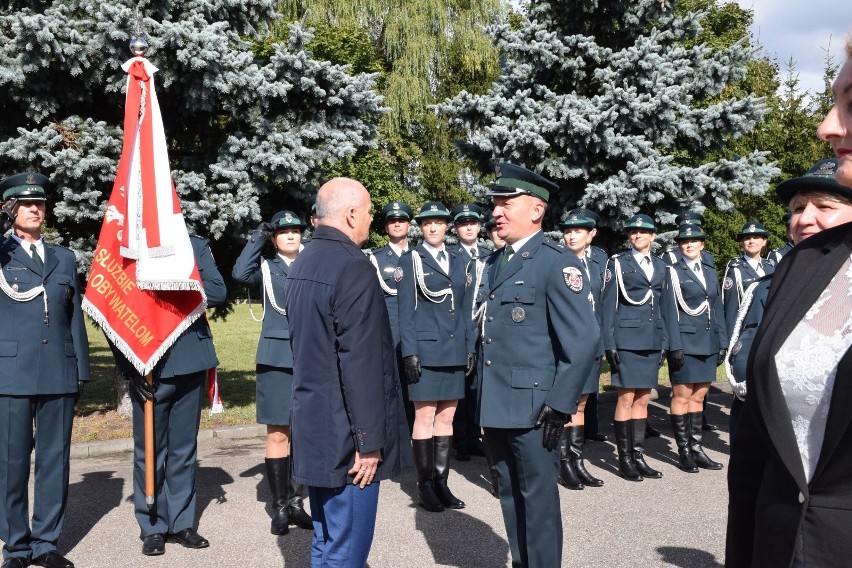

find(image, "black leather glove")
[604,350,620,375]
[465,352,477,376]
[128,372,157,403]
[717,348,727,367]
[255,221,275,240]
[667,349,684,372]
[659,349,668,367]
[534,405,570,450]
[403,355,421,385]
[75,380,86,404]
[0,199,16,233]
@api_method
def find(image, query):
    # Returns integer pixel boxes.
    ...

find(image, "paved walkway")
[55,385,733,567]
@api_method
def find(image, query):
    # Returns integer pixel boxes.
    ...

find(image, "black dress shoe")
[167,528,209,549]
[702,422,719,431]
[584,432,609,442]
[453,445,471,462]
[1,557,28,568]
[142,533,166,556]
[32,551,74,568]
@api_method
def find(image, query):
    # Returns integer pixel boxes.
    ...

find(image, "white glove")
[731,380,747,401]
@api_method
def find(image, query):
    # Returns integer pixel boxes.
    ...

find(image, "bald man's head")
[316,177,373,246]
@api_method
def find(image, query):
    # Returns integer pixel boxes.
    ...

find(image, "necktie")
[756,263,765,277]
[30,244,44,272]
[470,248,478,259]
[437,250,446,262]
[496,245,514,277]
[693,263,701,273]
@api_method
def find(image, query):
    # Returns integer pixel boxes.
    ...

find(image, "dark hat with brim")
[674,223,706,241]
[414,201,452,222]
[382,201,413,222]
[675,210,705,227]
[624,213,656,233]
[776,158,852,205]
[559,212,595,230]
[0,172,49,201]
[270,210,307,230]
[451,203,483,223]
[569,207,600,225]
[736,220,769,240]
[487,162,559,203]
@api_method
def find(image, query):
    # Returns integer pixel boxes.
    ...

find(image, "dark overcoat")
[284,226,410,488]
[726,222,852,567]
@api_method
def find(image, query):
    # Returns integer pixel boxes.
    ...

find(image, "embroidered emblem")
[604,268,612,283]
[563,266,583,293]
[723,277,734,290]
[511,307,526,322]
[393,267,403,282]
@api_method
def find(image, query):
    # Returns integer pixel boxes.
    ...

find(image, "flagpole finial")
[129,5,148,56]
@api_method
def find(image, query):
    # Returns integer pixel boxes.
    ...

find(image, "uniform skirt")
[256,364,293,425]
[581,357,602,395]
[408,366,465,402]
[669,353,717,384]
[610,350,660,389]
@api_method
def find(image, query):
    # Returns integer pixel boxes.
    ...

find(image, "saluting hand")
[349,450,382,489]
[534,404,569,451]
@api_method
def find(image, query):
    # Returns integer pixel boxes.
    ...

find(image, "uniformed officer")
[449,202,488,461]
[766,212,793,265]
[484,212,505,250]
[0,173,90,568]
[477,163,599,567]
[555,211,605,490]
[232,211,311,535]
[367,201,415,431]
[601,213,668,482]
[662,224,727,473]
[113,235,226,556]
[398,201,476,512]
[722,221,775,341]
[567,207,610,442]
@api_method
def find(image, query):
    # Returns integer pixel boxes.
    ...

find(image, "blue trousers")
[131,372,204,536]
[0,394,75,561]
[308,482,380,568]
[484,426,562,568]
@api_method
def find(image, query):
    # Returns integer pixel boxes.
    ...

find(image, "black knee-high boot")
[613,420,642,482]
[631,418,663,479]
[265,457,290,535]
[670,413,698,473]
[413,438,444,512]
[481,436,500,498]
[433,436,465,509]
[558,427,584,490]
[689,412,723,470]
[570,426,604,487]
[287,477,313,530]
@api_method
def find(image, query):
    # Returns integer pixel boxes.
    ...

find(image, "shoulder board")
[363,248,374,255]
[45,242,74,253]
[765,258,775,267]
[727,258,742,267]
[542,239,566,253]
[610,251,628,259]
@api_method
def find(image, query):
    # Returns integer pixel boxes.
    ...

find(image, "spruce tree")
[439,0,779,248]
[0,1,383,273]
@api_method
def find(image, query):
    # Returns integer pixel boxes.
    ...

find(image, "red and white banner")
[83,56,206,376]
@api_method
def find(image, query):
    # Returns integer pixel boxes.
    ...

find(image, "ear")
[346,206,357,229]
[530,201,546,223]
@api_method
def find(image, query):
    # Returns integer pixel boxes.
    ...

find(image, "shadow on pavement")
[657,545,724,567]
[61,471,125,552]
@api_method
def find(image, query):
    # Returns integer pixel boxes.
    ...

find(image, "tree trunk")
[113,367,133,419]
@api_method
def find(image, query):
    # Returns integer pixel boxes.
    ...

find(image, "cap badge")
[392,203,400,210]
[463,204,469,211]
[25,174,36,185]
[635,218,642,226]
[748,224,756,232]
[817,162,834,174]
[284,212,293,222]
[430,205,437,211]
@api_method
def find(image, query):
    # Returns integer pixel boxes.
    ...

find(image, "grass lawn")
[72,303,263,444]
[72,303,725,443]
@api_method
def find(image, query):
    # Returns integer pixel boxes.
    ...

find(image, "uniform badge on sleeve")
[394,267,404,283]
[723,277,733,290]
[563,266,583,293]
[604,268,612,283]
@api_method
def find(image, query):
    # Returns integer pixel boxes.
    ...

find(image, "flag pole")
[130,10,156,513]
[144,372,155,511]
